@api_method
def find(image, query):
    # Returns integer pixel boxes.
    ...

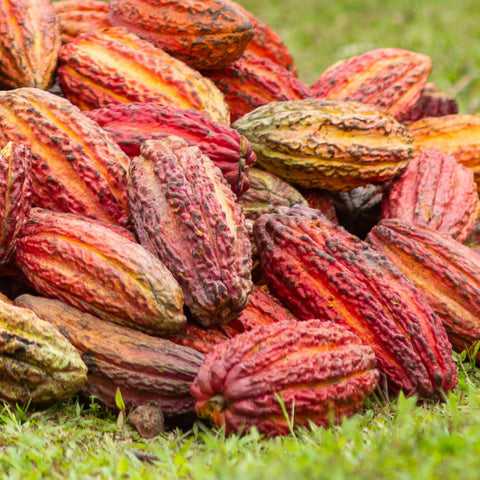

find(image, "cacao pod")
[58,27,230,124]
[108,0,254,70]
[85,102,256,196]
[14,208,186,335]
[0,0,61,89]
[127,137,253,326]
[191,319,379,436]
[381,148,480,242]
[0,88,130,228]
[233,98,413,191]
[310,47,432,121]
[14,294,202,417]
[253,204,457,397]
[367,219,480,356]
[0,297,87,405]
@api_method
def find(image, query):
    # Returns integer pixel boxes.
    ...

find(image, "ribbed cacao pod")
[108,0,254,70]
[0,142,32,267]
[0,0,61,89]
[253,205,457,397]
[127,137,252,326]
[381,148,480,242]
[85,102,256,196]
[203,54,311,122]
[191,319,379,436]
[14,208,186,335]
[238,167,308,221]
[0,297,87,405]
[233,98,413,191]
[367,219,480,356]
[400,83,459,123]
[0,88,130,228]
[52,0,111,44]
[58,27,230,124]
[299,188,338,224]
[310,48,432,121]
[14,294,202,416]
[408,114,480,190]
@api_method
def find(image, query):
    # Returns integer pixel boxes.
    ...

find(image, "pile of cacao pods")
[1,0,480,438]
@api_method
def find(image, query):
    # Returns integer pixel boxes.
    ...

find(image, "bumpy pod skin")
[0,88,130,228]
[367,219,480,357]
[400,83,459,123]
[108,0,254,70]
[0,297,87,406]
[408,114,480,191]
[127,137,253,327]
[191,319,379,437]
[381,148,480,242]
[253,205,457,397]
[0,0,61,89]
[310,48,432,121]
[85,102,256,196]
[233,98,413,191]
[0,143,32,267]
[14,294,203,416]
[203,54,311,123]
[238,167,308,221]
[52,0,111,44]
[14,208,186,335]
[58,27,230,124]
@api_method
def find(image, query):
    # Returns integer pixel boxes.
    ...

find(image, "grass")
[1,355,480,479]
[237,0,480,114]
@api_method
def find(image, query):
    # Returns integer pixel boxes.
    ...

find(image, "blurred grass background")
[237,0,480,114]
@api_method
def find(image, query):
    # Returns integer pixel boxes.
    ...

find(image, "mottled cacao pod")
[228,285,298,333]
[14,294,202,416]
[238,167,308,221]
[14,208,186,335]
[408,114,480,190]
[0,297,87,405]
[108,0,254,70]
[367,219,480,357]
[0,88,130,228]
[381,148,480,242]
[58,27,230,124]
[310,48,432,121]
[85,102,256,196]
[203,54,311,122]
[299,188,338,224]
[0,0,61,89]
[233,98,413,191]
[400,83,459,123]
[0,143,32,267]
[253,205,457,397]
[52,0,111,44]
[191,319,379,436]
[127,137,253,326]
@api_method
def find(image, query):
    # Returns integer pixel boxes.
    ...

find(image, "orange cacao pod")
[0,88,130,228]
[0,142,32,267]
[14,208,186,335]
[52,0,111,44]
[0,0,61,89]
[191,319,379,436]
[58,27,230,124]
[381,148,480,242]
[203,54,311,122]
[85,102,256,196]
[127,137,253,326]
[367,219,480,357]
[253,205,457,397]
[310,48,432,120]
[108,0,254,70]
[233,98,413,191]
[14,294,203,417]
